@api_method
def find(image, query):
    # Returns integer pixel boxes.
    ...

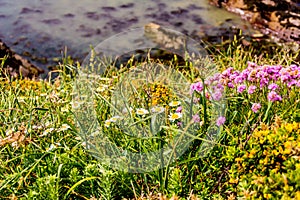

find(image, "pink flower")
[248,85,257,94]
[237,84,246,93]
[212,90,223,101]
[176,106,182,113]
[216,116,226,127]
[251,103,261,113]
[192,114,201,123]
[268,83,279,90]
[227,82,234,88]
[190,82,203,93]
[267,91,282,102]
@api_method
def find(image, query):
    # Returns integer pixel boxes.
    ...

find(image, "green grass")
[0,39,300,199]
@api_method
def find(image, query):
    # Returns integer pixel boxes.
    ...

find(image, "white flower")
[151,106,165,114]
[109,116,122,122]
[96,84,109,92]
[40,128,55,137]
[47,144,56,152]
[47,143,61,152]
[168,112,182,122]
[59,124,71,132]
[136,108,149,115]
[70,101,83,109]
[104,120,112,127]
[169,101,181,107]
[61,107,69,113]
[39,93,47,97]
[5,129,14,137]
[122,107,133,114]
[11,141,18,148]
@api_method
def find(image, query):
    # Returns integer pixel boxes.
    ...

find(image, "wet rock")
[209,0,300,43]
[63,13,75,18]
[20,7,42,14]
[187,4,203,10]
[101,6,117,12]
[170,8,189,17]
[119,3,134,8]
[0,39,44,79]
[42,19,62,25]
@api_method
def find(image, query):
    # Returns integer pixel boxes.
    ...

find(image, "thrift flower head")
[251,103,261,113]
[248,85,257,94]
[169,101,181,107]
[169,112,182,122]
[192,114,201,123]
[237,84,246,93]
[216,116,226,127]
[190,82,203,93]
[176,106,182,113]
[136,108,149,115]
[268,83,279,90]
[212,90,223,101]
[267,91,282,102]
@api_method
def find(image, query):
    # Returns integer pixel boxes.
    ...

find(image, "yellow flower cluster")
[1,78,50,93]
[144,83,173,106]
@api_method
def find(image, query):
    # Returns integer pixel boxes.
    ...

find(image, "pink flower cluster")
[190,62,300,119]
[220,62,300,102]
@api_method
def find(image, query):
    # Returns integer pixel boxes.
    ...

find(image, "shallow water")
[0,0,254,69]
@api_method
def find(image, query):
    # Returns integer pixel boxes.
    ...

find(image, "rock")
[0,39,44,79]
[209,0,300,44]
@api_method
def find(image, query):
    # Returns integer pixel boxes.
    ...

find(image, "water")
[0,0,255,69]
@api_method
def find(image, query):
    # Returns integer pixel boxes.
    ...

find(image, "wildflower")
[268,83,279,90]
[40,128,55,137]
[175,106,182,113]
[109,115,122,122]
[122,107,133,114]
[267,91,282,102]
[70,101,83,109]
[59,124,71,132]
[227,82,234,88]
[136,108,149,115]
[211,90,223,101]
[5,129,14,137]
[190,82,203,93]
[151,106,165,114]
[169,101,181,107]
[11,141,18,148]
[237,85,246,93]
[247,85,257,94]
[177,121,183,128]
[234,75,244,84]
[251,103,261,113]
[216,116,226,127]
[169,112,182,122]
[192,114,201,123]
[193,97,200,103]
[104,119,112,127]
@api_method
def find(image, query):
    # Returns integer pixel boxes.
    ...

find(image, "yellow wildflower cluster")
[1,78,50,93]
[143,83,173,107]
[229,120,300,199]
